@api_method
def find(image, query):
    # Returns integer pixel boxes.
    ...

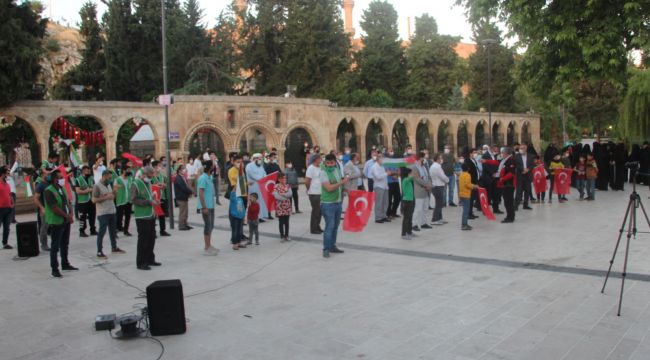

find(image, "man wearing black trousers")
[482,145,503,214]
[498,147,517,223]
[514,143,535,210]
[130,166,160,270]
[464,149,480,220]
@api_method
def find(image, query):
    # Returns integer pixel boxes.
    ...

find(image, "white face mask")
[143,177,151,183]
[57,179,65,187]
[372,156,377,161]
[338,155,343,160]
[444,149,450,154]
[255,160,262,165]
[286,164,293,169]
[458,158,465,163]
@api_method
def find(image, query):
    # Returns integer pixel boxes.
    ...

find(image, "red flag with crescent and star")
[151,184,165,217]
[343,190,376,232]
[553,168,573,195]
[56,165,73,201]
[257,171,279,213]
[532,165,547,194]
[478,187,496,221]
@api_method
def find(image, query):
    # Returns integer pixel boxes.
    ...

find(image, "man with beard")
[246,154,270,221]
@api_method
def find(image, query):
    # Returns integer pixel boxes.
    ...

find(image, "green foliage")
[45,38,60,52]
[0,0,47,107]
[102,0,140,101]
[447,84,465,110]
[116,119,136,154]
[402,14,460,109]
[572,79,621,138]
[355,0,406,102]
[622,68,650,141]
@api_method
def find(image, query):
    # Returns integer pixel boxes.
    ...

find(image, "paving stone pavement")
[2,186,650,360]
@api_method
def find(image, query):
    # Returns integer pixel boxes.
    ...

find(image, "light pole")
[481,38,497,146]
[161,1,174,229]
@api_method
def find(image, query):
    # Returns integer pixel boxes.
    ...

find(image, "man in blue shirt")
[363,149,378,192]
[198,161,218,256]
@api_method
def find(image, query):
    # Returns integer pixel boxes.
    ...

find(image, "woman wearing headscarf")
[594,142,610,191]
[629,144,641,183]
[612,142,627,190]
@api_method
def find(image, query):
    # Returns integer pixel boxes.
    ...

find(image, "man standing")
[198,161,219,255]
[410,152,432,231]
[92,170,125,258]
[115,166,133,236]
[344,153,364,192]
[209,152,221,206]
[514,144,534,210]
[385,150,401,220]
[44,169,78,277]
[320,154,348,258]
[371,154,391,223]
[92,154,107,184]
[151,161,171,237]
[363,150,378,192]
[174,164,193,231]
[131,166,160,270]
[464,149,481,219]
[429,154,449,225]
[498,147,517,223]
[33,170,51,251]
[442,145,456,206]
[246,153,270,221]
[75,165,96,237]
[0,166,13,249]
[305,154,323,234]
[482,145,503,214]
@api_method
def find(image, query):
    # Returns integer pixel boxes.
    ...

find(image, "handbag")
[224,183,232,199]
[229,192,245,219]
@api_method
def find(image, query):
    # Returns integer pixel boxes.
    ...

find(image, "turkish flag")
[478,187,496,221]
[257,171,279,213]
[151,184,165,217]
[554,168,573,195]
[532,165,547,194]
[343,190,376,232]
[121,152,143,167]
[56,165,73,201]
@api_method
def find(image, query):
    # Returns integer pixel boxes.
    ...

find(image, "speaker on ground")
[146,279,186,336]
[16,221,39,257]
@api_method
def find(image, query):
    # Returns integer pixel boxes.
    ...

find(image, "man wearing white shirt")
[305,154,323,234]
[429,154,449,225]
[363,149,378,192]
[93,154,107,184]
[371,154,392,223]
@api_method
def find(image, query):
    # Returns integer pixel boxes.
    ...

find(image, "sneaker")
[3,244,13,250]
[255,240,260,245]
[124,232,133,237]
[79,232,88,238]
[90,230,98,236]
[97,252,107,259]
[330,247,344,254]
[41,245,50,251]
[280,237,287,243]
[137,265,151,270]
[204,247,219,256]
[259,218,266,223]
[322,250,330,258]
[431,221,444,226]
[112,248,126,254]
[412,226,420,232]
[401,235,412,240]
[62,264,79,271]
[461,225,473,231]
[409,233,418,237]
[421,224,433,229]
[449,203,457,207]
[52,270,62,278]
[160,231,171,237]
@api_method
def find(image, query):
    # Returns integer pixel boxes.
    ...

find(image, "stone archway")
[507,121,518,146]
[492,121,503,146]
[416,118,434,154]
[236,123,279,153]
[336,118,358,153]
[521,121,532,145]
[183,122,229,160]
[50,115,106,165]
[475,120,488,148]
[365,117,387,153]
[0,115,41,169]
[457,121,469,156]
[391,118,409,155]
[116,117,158,159]
[437,119,452,153]
[284,127,313,176]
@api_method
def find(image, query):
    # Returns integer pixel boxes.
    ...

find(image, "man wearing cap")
[246,153,270,221]
[305,154,323,234]
[92,170,125,258]
[131,166,160,270]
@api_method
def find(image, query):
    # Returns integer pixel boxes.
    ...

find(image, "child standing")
[247,193,260,245]
[574,155,587,200]
[533,156,548,203]
[459,163,478,230]
[586,153,598,200]
[284,161,301,213]
[401,168,415,240]
[548,154,565,203]
[273,173,293,242]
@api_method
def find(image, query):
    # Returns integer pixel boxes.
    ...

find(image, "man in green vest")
[320,154,349,258]
[116,165,133,236]
[44,169,77,277]
[130,166,160,270]
[151,160,171,237]
[75,165,96,237]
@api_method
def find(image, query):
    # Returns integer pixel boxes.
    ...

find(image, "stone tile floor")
[2,187,650,360]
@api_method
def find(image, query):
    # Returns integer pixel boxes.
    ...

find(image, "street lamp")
[481,38,498,146]
[161,1,174,229]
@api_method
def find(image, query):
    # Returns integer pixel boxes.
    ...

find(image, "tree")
[572,79,621,138]
[466,22,517,112]
[355,0,406,102]
[280,0,350,97]
[621,68,650,141]
[0,0,47,106]
[447,84,465,110]
[102,0,140,101]
[402,14,460,109]
[455,0,650,93]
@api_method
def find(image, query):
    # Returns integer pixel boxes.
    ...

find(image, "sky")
[44,0,476,43]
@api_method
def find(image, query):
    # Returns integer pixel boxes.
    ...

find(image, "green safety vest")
[115,176,132,206]
[44,185,67,225]
[75,175,94,203]
[132,178,154,219]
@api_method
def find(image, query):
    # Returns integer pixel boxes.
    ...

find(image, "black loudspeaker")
[146,279,186,336]
[16,221,39,257]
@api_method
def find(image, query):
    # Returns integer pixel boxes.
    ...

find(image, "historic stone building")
[1,95,539,176]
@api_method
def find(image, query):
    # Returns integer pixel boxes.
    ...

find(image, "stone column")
[406,119,417,150]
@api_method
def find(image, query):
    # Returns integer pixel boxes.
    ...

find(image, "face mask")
[474,154,481,160]
[272,159,277,163]
[243,157,249,161]
[286,164,293,169]
[388,152,394,156]
[372,156,377,161]
[99,161,104,166]
[255,160,262,165]
[444,149,450,154]
[104,179,111,185]
[458,158,465,163]
[338,155,343,160]
[144,177,151,183]
[57,179,65,186]
[425,154,429,159]
[406,150,412,155]
[345,150,351,154]
[236,163,242,169]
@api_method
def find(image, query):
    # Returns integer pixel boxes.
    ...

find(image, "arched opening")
[188,127,226,162]
[365,119,385,153]
[285,127,312,176]
[492,122,503,146]
[0,116,41,169]
[116,117,155,159]
[507,122,518,146]
[391,120,409,155]
[336,119,357,152]
[416,120,434,154]
[521,122,532,145]
[475,121,488,148]
[239,127,268,153]
[50,116,105,165]
[457,122,469,155]
[437,120,452,153]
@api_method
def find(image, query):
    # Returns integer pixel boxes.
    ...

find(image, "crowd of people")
[1,139,647,277]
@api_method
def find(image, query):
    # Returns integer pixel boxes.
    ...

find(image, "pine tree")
[103,0,140,101]
[0,0,47,106]
[355,0,406,102]
[402,14,460,109]
[447,84,465,110]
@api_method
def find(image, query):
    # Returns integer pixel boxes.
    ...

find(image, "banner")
[151,184,165,217]
[554,168,573,195]
[24,176,33,197]
[532,165,547,194]
[69,148,82,168]
[343,190,376,232]
[257,171,279,213]
[381,156,417,168]
[478,187,496,221]
[56,165,73,201]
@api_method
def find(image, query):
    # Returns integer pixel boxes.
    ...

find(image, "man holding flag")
[130,166,160,270]
[320,154,348,258]
[497,147,517,223]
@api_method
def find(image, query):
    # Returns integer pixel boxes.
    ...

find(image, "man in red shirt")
[0,166,14,249]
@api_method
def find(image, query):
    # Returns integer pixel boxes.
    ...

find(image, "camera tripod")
[601,173,650,316]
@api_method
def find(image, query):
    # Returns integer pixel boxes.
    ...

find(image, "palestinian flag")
[382,156,417,168]
[69,148,82,168]
[24,176,33,197]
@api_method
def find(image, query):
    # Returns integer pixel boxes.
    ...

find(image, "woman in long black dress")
[594,142,610,191]
[613,142,627,190]
[629,144,641,183]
